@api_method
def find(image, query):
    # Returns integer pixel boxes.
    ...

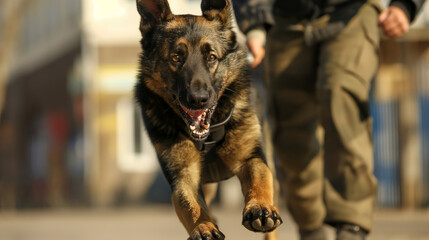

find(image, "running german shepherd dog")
[135,0,282,239]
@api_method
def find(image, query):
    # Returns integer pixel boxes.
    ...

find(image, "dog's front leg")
[172,185,224,240]
[235,157,283,233]
[155,140,225,240]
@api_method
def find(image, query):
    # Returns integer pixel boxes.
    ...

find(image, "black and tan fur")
[135,0,282,239]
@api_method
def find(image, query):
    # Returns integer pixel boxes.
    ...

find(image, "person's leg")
[265,19,326,235]
[317,2,380,235]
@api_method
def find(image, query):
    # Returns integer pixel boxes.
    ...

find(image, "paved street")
[0,205,428,240]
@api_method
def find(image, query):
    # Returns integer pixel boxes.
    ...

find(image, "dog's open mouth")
[177,103,216,141]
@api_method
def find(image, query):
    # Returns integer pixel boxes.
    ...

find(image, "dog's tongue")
[181,105,205,120]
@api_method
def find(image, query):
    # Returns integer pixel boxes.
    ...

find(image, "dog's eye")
[171,54,181,63]
[207,54,217,63]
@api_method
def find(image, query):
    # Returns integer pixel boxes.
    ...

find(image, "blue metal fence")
[371,99,401,207]
[419,96,429,206]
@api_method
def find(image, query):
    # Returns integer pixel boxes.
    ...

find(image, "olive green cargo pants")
[265,2,380,232]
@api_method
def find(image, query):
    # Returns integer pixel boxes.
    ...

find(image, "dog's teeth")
[190,124,196,131]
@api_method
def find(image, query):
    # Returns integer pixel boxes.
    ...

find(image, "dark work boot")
[299,225,327,240]
[336,223,367,240]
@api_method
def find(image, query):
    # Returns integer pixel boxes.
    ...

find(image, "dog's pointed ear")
[136,0,173,36]
[201,0,231,26]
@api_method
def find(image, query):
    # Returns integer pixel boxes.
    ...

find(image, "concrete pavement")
[0,205,428,240]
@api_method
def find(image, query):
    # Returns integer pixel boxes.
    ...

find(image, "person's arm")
[245,27,266,68]
[233,0,274,67]
[378,0,427,38]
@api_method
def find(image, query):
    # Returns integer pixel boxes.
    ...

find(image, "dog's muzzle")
[177,102,216,141]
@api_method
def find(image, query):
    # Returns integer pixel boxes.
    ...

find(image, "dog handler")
[233,0,426,239]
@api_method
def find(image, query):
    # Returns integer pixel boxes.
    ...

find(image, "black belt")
[304,1,365,46]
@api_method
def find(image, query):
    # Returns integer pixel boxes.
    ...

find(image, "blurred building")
[0,0,201,208]
[372,1,429,208]
[0,0,83,208]
[0,0,428,209]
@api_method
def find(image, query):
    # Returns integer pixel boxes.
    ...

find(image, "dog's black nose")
[187,90,209,109]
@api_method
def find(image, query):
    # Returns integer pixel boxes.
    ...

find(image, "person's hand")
[247,37,265,68]
[378,6,410,38]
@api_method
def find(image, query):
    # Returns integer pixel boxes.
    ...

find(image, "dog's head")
[137,0,242,141]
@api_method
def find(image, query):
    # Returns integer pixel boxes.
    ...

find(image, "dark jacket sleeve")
[232,0,275,34]
[390,0,427,22]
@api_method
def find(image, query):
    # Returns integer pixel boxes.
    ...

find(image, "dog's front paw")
[242,204,283,233]
[187,222,225,240]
